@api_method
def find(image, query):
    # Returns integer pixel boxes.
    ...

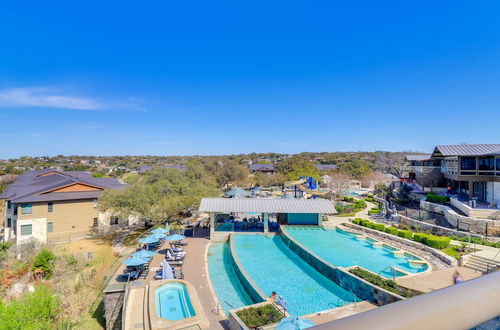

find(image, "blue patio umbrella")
[122,256,149,267]
[165,234,185,241]
[131,250,157,259]
[152,226,168,235]
[149,232,166,240]
[224,187,251,198]
[276,317,315,330]
[138,236,159,244]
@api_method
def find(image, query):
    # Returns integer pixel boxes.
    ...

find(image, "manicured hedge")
[385,227,398,235]
[374,223,385,231]
[351,219,361,225]
[426,193,450,204]
[413,233,430,243]
[397,230,413,240]
[425,235,451,249]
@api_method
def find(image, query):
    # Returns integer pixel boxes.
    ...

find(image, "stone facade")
[450,198,500,220]
[420,200,500,237]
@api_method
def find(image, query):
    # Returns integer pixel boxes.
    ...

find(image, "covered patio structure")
[198,198,337,237]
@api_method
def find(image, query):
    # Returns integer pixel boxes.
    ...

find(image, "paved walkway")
[304,301,378,325]
[397,266,482,293]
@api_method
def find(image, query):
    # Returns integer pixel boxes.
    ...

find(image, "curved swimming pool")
[155,282,196,321]
[283,226,428,278]
[232,234,358,316]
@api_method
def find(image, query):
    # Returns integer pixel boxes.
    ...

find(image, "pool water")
[207,242,254,315]
[283,226,428,278]
[155,282,195,321]
[232,234,358,316]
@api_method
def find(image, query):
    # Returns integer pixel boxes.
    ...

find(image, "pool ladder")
[336,291,357,308]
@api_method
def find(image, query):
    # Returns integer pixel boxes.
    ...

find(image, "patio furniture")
[174,268,184,279]
[168,248,186,257]
[166,251,184,261]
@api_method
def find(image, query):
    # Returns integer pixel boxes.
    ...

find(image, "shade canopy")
[151,225,169,235]
[138,236,159,244]
[149,232,166,240]
[123,256,149,267]
[165,234,185,241]
[276,317,315,330]
[224,187,251,198]
[131,250,157,259]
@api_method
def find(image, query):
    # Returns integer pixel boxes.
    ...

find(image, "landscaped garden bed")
[334,197,367,217]
[348,267,420,298]
[235,303,285,329]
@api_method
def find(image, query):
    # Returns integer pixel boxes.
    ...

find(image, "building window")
[460,157,476,171]
[93,200,98,208]
[110,217,119,225]
[20,224,32,236]
[93,218,98,227]
[47,222,53,233]
[496,158,500,171]
[478,157,494,171]
[21,203,32,215]
[7,218,11,227]
[7,201,11,210]
[48,202,53,212]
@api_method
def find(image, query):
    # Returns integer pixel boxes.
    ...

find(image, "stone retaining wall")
[450,198,500,220]
[280,228,404,306]
[343,222,457,266]
[420,200,500,237]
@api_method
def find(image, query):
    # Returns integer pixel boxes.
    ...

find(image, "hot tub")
[155,282,195,321]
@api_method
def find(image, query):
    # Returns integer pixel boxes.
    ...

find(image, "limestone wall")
[16,217,47,245]
[450,198,500,220]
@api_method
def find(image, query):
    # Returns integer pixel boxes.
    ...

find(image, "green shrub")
[413,233,430,243]
[397,230,413,240]
[359,219,370,227]
[425,235,451,249]
[351,219,361,225]
[0,242,12,262]
[373,223,385,231]
[32,249,56,279]
[426,193,449,204]
[0,285,60,329]
[348,267,415,297]
[385,227,398,235]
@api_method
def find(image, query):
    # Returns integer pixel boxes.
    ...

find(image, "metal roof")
[199,198,337,214]
[434,144,500,156]
[315,164,338,171]
[248,164,275,171]
[405,154,432,161]
[13,191,103,203]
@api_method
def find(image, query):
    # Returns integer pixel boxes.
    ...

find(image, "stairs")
[464,255,500,273]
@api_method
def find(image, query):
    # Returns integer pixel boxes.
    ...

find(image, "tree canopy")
[98,164,219,224]
[276,156,320,181]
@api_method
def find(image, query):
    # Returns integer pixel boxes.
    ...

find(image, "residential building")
[431,144,500,207]
[314,164,337,171]
[248,163,275,174]
[138,164,187,173]
[401,154,443,189]
[0,169,132,245]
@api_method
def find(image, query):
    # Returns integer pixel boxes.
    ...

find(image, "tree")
[98,164,219,224]
[213,160,249,188]
[275,156,320,181]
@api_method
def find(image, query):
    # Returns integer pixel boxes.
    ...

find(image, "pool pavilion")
[198,198,337,237]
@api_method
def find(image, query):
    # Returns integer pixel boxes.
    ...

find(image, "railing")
[120,275,132,329]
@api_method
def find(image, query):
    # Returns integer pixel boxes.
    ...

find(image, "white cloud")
[0,87,103,110]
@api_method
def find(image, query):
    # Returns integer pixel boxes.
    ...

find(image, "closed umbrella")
[276,317,315,330]
[161,259,174,280]
[138,236,159,244]
[164,223,170,232]
[122,256,149,267]
[131,250,157,259]
[165,234,185,241]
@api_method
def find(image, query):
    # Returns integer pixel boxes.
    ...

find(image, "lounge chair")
[166,251,184,261]
[173,239,187,246]
[165,259,183,266]
[174,268,184,279]
[168,248,186,257]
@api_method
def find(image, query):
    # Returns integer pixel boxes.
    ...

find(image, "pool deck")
[304,301,378,325]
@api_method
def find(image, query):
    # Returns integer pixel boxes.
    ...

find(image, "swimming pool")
[232,234,358,316]
[283,226,428,278]
[207,242,254,315]
[155,282,196,321]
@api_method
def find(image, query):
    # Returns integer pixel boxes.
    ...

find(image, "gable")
[42,183,104,193]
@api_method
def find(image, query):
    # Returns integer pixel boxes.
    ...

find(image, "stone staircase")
[464,255,500,273]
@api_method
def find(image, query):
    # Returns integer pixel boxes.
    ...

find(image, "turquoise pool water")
[232,234,358,316]
[207,242,254,315]
[283,226,428,278]
[155,282,195,321]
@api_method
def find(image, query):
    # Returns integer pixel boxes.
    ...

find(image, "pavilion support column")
[317,213,323,226]
[263,213,269,233]
[210,212,215,238]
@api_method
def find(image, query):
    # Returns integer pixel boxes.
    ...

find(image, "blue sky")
[1,1,500,158]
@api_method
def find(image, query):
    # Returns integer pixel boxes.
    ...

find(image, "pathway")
[397,266,482,293]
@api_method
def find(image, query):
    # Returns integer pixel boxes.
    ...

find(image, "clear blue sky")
[1,1,500,158]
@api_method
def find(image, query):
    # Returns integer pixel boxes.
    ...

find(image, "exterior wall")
[17,199,99,241]
[287,213,318,225]
[47,183,102,193]
[486,181,500,207]
[16,217,47,245]
[450,198,500,220]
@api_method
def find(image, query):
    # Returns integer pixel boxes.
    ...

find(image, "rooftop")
[432,144,500,157]
[248,164,275,171]
[199,197,337,214]
[404,154,432,161]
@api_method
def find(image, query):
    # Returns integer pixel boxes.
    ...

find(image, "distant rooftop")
[405,154,432,161]
[138,164,187,173]
[248,164,275,171]
[315,164,337,171]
